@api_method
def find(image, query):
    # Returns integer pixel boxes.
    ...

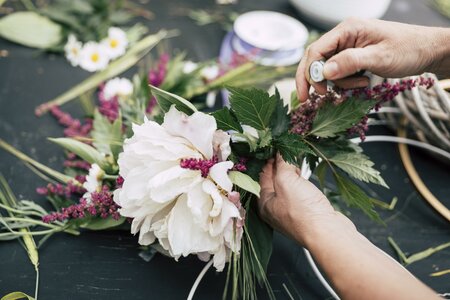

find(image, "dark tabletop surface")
[0,0,449,299]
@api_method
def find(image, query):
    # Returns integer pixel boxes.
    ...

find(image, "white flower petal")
[209,161,234,192]
[168,195,220,257]
[163,106,216,159]
[209,198,240,237]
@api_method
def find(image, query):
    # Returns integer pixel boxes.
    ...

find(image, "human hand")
[258,155,345,245]
[296,18,450,102]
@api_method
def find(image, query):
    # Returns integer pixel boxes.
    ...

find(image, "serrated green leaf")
[269,89,290,137]
[274,133,311,168]
[228,87,277,130]
[330,152,388,188]
[150,85,197,115]
[310,98,375,138]
[313,137,362,158]
[229,171,260,197]
[333,171,382,222]
[0,12,63,49]
[81,216,126,230]
[257,129,272,148]
[211,107,242,132]
[91,110,123,161]
[48,138,108,170]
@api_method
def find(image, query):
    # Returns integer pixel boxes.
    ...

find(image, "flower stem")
[0,138,74,184]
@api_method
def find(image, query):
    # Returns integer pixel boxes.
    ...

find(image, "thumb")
[323,46,377,80]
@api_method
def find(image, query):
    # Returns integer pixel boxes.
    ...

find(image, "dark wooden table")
[0,0,449,299]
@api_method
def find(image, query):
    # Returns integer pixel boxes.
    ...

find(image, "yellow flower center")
[110,39,119,48]
[71,48,78,55]
[91,53,99,63]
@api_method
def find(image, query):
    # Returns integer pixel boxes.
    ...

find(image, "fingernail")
[323,61,339,79]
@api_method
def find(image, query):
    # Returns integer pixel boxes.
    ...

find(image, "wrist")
[301,211,358,250]
[427,27,450,75]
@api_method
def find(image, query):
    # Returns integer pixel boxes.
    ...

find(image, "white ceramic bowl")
[289,0,392,29]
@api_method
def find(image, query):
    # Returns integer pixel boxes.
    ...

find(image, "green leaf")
[48,138,109,170]
[245,202,273,280]
[269,89,290,137]
[91,110,123,161]
[81,216,126,230]
[330,152,388,188]
[1,291,35,300]
[149,85,197,115]
[35,31,169,115]
[228,87,277,130]
[333,171,382,222]
[314,137,362,158]
[229,171,260,197]
[310,98,376,138]
[0,12,63,49]
[274,133,311,167]
[211,107,242,132]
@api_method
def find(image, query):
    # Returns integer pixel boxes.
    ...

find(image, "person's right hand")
[296,18,450,102]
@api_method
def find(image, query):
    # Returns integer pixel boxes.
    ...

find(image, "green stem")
[0,139,74,184]
[0,203,43,218]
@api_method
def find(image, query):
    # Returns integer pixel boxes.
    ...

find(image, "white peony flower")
[201,65,219,81]
[102,27,128,60]
[79,42,110,72]
[64,34,82,67]
[83,164,104,204]
[103,77,134,101]
[114,106,243,271]
[182,61,198,74]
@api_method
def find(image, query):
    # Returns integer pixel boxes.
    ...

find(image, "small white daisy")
[83,164,104,204]
[182,61,198,74]
[201,65,219,81]
[103,77,134,101]
[102,27,128,60]
[79,42,110,72]
[64,34,82,67]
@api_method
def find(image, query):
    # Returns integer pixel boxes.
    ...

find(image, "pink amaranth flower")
[42,185,121,223]
[36,181,85,198]
[63,159,91,170]
[50,106,92,138]
[232,158,248,172]
[146,54,170,114]
[149,53,169,87]
[180,156,219,178]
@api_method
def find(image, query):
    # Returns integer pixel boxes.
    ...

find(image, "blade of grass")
[0,138,74,184]
[0,175,39,299]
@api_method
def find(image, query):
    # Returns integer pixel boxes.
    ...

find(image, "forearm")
[427,27,450,76]
[302,213,438,300]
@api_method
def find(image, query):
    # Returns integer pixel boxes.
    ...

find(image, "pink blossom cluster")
[180,156,219,178]
[50,106,92,138]
[97,84,120,122]
[149,53,169,87]
[36,180,86,199]
[42,185,121,223]
[63,159,91,170]
[146,54,170,114]
[232,158,248,172]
